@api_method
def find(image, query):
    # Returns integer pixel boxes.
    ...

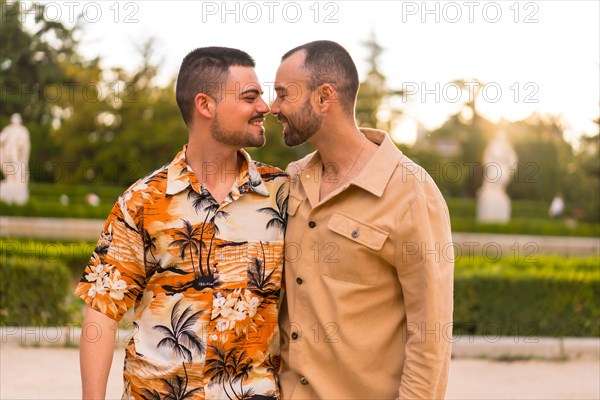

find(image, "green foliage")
[51,41,188,186]
[1,3,598,222]
[0,182,122,219]
[451,218,600,237]
[355,31,403,131]
[0,255,73,325]
[0,0,81,124]
[0,238,95,278]
[0,198,112,219]
[506,117,573,202]
[454,256,600,337]
[405,113,600,223]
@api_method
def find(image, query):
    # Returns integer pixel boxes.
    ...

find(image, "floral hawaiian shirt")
[76,146,288,400]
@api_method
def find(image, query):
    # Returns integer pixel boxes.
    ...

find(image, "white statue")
[0,113,31,204]
[476,130,518,224]
[549,193,565,219]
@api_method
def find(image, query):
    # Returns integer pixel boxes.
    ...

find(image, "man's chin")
[245,136,266,148]
[284,132,305,147]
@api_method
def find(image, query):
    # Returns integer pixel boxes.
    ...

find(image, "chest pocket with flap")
[324,212,389,285]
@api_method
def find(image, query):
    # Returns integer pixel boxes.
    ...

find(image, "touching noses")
[256,97,270,114]
[270,98,281,116]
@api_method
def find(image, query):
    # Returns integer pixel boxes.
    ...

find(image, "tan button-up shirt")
[280,129,454,399]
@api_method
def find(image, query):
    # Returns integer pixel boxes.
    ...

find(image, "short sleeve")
[75,197,146,321]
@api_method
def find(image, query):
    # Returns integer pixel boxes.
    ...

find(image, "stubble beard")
[282,98,323,147]
[210,111,265,148]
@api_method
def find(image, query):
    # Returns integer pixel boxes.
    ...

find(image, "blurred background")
[0,0,598,398]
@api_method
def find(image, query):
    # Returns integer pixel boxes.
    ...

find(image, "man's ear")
[317,84,337,113]
[194,93,214,118]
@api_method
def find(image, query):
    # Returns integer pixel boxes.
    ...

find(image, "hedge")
[0,256,73,326]
[454,256,600,337]
[0,238,94,278]
[1,239,599,337]
[451,217,600,237]
[0,198,113,219]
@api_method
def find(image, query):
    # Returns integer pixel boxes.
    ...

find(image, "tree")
[355,31,403,131]
[0,0,87,182]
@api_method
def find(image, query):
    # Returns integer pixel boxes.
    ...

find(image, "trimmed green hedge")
[447,198,552,220]
[0,182,121,219]
[1,239,599,336]
[0,256,73,325]
[0,238,94,278]
[2,185,599,237]
[451,217,600,237]
[454,256,600,337]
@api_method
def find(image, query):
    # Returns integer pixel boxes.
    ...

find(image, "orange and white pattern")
[76,146,288,399]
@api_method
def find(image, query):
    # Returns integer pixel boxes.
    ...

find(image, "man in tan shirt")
[270,40,454,399]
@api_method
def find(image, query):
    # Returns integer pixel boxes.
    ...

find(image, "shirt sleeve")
[395,186,454,399]
[75,196,146,321]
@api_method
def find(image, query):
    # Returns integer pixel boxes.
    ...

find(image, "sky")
[27,0,600,145]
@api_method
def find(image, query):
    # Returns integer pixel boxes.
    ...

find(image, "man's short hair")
[282,40,359,115]
[176,47,255,127]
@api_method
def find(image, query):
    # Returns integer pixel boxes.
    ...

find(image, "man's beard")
[281,98,323,147]
[211,111,265,148]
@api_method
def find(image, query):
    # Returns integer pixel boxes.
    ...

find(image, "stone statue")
[476,130,518,224]
[0,113,31,205]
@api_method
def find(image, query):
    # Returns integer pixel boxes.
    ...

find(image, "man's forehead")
[225,66,261,90]
[276,52,309,88]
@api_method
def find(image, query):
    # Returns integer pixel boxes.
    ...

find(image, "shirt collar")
[351,128,403,197]
[166,145,269,197]
[301,128,402,198]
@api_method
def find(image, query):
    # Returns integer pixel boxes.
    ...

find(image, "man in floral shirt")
[76,47,288,400]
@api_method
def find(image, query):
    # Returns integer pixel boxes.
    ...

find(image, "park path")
[1,345,599,399]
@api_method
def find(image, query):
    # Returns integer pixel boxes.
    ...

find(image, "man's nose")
[257,97,270,114]
[270,98,281,116]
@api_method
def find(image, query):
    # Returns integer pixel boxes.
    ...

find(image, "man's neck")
[185,136,241,203]
[310,122,378,201]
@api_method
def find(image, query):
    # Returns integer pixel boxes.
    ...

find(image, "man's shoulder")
[390,153,448,208]
[120,162,170,203]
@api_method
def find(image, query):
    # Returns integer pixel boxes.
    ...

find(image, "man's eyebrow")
[240,88,262,96]
[274,85,287,93]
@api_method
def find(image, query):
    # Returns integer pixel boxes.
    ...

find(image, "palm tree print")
[248,242,276,294]
[138,363,201,400]
[146,259,189,280]
[264,355,281,395]
[169,220,203,278]
[257,183,288,234]
[189,189,218,277]
[205,343,254,400]
[205,209,229,277]
[143,229,158,262]
[153,298,205,362]
[152,299,205,399]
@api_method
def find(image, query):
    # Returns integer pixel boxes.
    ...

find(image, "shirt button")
[291,332,299,340]
[296,277,303,285]
[300,376,309,385]
[351,230,360,238]
[211,334,218,341]
[308,221,317,228]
